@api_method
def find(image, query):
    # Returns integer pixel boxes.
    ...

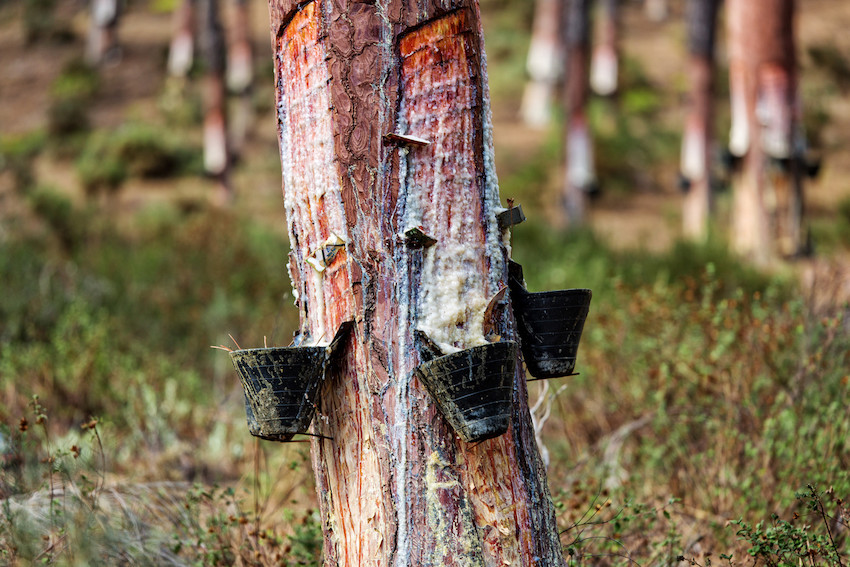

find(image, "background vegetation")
[0,0,848,565]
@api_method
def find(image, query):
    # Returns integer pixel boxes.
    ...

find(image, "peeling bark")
[267,1,565,564]
[726,0,799,263]
[681,0,719,241]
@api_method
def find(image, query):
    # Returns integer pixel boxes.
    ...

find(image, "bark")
[726,0,798,263]
[520,0,563,128]
[562,0,595,226]
[267,1,565,565]
[590,0,619,97]
[681,0,719,241]
[86,0,120,65]
[168,0,195,77]
[200,0,232,201]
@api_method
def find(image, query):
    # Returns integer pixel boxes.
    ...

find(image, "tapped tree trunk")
[168,0,195,77]
[681,0,719,241]
[227,0,254,154]
[200,0,232,202]
[86,0,120,65]
[562,0,595,226]
[521,0,563,128]
[590,0,619,97]
[726,0,797,264]
[267,1,565,564]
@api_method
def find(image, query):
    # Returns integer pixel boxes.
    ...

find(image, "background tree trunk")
[227,0,254,153]
[563,0,595,226]
[681,0,719,241]
[590,0,619,97]
[521,0,563,128]
[168,0,195,77]
[726,0,797,264]
[86,0,120,65]
[200,0,232,202]
[267,1,565,564]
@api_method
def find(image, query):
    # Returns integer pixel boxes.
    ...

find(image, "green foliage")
[0,130,46,191]
[76,123,202,193]
[47,60,100,138]
[732,486,848,567]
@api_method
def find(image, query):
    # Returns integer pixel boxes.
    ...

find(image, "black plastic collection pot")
[508,261,592,379]
[414,341,518,444]
[228,322,352,442]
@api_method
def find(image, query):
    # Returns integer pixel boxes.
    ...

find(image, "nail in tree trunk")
[200,0,232,202]
[86,0,120,65]
[267,1,565,564]
[168,0,195,77]
[726,0,799,264]
[680,0,719,241]
[521,0,563,128]
[563,0,595,226]
[590,0,619,97]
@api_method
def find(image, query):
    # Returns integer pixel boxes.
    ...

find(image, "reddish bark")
[726,0,800,262]
[681,0,719,241]
[267,1,565,564]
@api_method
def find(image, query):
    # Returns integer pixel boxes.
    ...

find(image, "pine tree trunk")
[590,0,619,97]
[563,0,594,226]
[86,0,120,65]
[168,0,195,77]
[200,0,232,202]
[521,0,563,128]
[726,0,797,264]
[681,0,719,241]
[227,0,254,154]
[267,1,565,564]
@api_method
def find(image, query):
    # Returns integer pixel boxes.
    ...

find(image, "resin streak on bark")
[269,1,564,564]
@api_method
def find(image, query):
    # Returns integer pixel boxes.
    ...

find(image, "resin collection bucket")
[230,346,327,442]
[415,341,518,443]
[229,321,352,442]
[508,261,592,379]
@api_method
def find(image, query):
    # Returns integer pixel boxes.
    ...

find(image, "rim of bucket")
[514,288,592,303]
[229,346,327,358]
[418,340,519,369]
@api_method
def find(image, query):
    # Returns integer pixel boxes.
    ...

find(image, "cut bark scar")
[482,285,507,339]
[496,205,526,230]
[403,226,437,248]
[384,132,432,147]
[307,232,346,273]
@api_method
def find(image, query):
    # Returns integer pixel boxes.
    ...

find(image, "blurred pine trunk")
[681,0,719,241]
[727,0,800,264]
